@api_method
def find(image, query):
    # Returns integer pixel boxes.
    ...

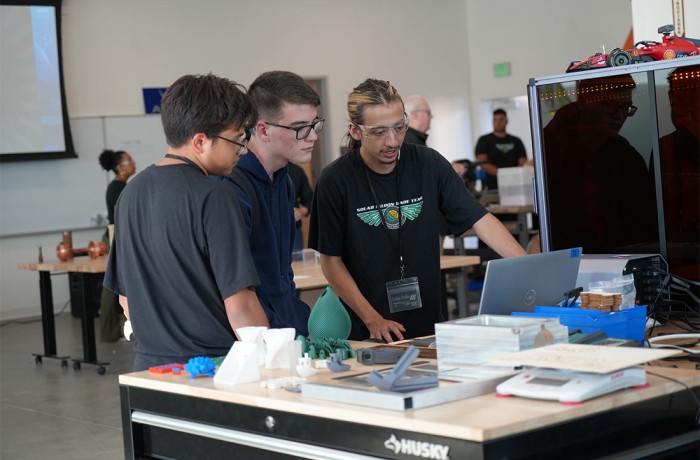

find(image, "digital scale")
[496,367,648,404]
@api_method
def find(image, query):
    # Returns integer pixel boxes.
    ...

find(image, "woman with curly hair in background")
[98,149,136,342]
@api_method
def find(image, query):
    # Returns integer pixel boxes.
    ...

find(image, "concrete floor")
[0,287,329,460]
[0,313,134,459]
[0,284,475,460]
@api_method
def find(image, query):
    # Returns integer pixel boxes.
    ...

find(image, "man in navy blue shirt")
[215,71,323,336]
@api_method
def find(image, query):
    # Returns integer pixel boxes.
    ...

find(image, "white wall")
[59,0,474,164]
[5,0,682,320]
[464,0,634,145]
[55,0,644,162]
[632,0,700,40]
[3,0,476,319]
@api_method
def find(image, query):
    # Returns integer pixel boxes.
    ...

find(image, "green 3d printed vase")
[307,285,351,340]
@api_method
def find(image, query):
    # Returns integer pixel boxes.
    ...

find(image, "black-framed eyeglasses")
[267,118,325,140]
[211,129,251,155]
[600,102,638,117]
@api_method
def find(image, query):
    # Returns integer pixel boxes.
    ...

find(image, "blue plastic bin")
[513,305,647,342]
[467,280,484,291]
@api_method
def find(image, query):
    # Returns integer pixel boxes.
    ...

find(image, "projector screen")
[0,0,75,162]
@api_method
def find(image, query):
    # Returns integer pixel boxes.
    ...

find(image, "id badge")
[386,276,422,313]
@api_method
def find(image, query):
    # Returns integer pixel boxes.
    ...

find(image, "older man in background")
[403,95,433,147]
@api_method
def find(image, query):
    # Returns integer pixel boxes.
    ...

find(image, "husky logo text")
[383,434,450,459]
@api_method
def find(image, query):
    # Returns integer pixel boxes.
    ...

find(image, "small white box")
[498,166,534,206]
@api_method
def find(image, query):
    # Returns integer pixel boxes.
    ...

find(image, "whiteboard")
[0,115,167,236]
[103,115,167,167]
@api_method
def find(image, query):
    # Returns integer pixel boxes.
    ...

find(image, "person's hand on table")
[366,317,406,343]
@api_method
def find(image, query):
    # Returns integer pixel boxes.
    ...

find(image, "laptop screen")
[477,247,582,316]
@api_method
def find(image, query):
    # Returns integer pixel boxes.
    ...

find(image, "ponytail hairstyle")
[99,149,126,173]
[344,79,403,152]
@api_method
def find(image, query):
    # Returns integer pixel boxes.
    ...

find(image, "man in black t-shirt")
[474,108,529,191]
[104,74,269,371]
[309,79,526,342]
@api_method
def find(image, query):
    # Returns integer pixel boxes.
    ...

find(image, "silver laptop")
[477,247,582,316]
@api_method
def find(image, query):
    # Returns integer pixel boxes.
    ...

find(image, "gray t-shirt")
[104,163,259,359]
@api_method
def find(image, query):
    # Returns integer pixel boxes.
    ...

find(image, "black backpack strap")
[228,168,260,243]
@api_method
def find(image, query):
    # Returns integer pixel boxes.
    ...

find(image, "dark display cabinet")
[528,57,700,281]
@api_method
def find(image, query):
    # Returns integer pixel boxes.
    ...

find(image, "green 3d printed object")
[307,285,351,340]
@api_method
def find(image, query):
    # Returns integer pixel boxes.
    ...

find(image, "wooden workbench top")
[292,255,480,290]
[17,256,108,273]
[18,254,479,290]
[119,359,699,443]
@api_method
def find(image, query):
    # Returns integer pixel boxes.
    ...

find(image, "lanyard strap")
[362,159,405,280]
[164,154,205,174]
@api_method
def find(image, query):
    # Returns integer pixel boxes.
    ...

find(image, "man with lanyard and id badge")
[308,79,525,343]
[104,74,269,371]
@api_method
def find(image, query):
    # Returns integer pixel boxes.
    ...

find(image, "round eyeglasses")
[267,118,325,140]
[354,114,409,139]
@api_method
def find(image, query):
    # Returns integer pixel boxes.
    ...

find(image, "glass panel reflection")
[538,73,659,255]
[653,65,699,281]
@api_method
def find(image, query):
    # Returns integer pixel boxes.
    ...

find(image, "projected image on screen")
[0,1,74,161]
